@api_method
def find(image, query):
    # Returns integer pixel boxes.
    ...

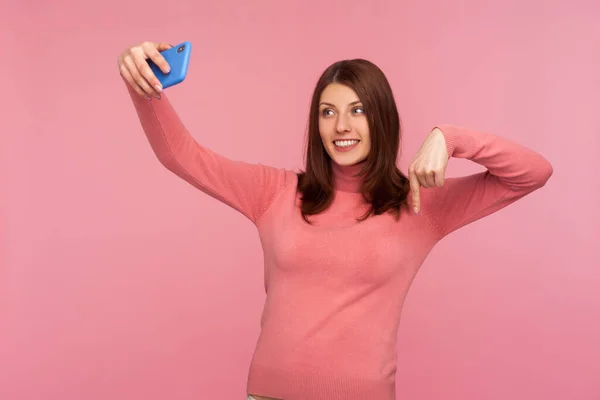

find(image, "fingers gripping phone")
[148,41,192,89]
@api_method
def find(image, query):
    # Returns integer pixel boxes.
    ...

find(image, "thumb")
[409,171,421,215]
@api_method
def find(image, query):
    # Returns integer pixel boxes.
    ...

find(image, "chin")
[329,152,368,167]
[332,158,361,167]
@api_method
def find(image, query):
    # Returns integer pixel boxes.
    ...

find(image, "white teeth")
[334,140,359,148]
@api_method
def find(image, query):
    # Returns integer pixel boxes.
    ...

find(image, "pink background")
[2,0,599,399]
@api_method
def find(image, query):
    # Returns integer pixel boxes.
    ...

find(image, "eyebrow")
[319,100,362,107]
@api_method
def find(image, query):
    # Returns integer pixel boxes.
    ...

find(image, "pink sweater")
[125,83,553,399]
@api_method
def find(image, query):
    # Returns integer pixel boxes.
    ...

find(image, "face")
[318,83,371,167]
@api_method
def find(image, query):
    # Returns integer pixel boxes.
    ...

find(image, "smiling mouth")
[333,139,360,148]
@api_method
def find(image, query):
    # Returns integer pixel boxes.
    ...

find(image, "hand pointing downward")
[408,127,449,215]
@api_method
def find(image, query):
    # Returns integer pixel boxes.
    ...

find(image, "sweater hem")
[246,363,395,400]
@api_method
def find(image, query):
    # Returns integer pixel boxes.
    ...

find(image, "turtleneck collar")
[331,160,366,193]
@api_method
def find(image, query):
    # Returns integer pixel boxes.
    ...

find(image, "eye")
[353,107,365,114]
[321,108,334,116]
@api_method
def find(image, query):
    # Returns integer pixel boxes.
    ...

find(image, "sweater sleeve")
[124,81,294,225]
[418,124,553,238]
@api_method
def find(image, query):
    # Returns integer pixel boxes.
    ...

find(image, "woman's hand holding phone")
[117,41,172,100]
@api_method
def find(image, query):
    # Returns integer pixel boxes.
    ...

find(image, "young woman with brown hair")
[117,41,553,400]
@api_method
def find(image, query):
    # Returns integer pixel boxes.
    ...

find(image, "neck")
[331,160,365,193]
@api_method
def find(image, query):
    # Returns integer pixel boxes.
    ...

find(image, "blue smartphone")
[148,41,192,89]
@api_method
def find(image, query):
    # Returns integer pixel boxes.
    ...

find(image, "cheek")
[319,135,328,149]
[359,121,371,146]
[318,127,326,143]
[319,120,333,141]
[318,132,329,150]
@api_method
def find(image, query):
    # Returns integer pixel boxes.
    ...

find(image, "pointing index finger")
[409,171,421,215]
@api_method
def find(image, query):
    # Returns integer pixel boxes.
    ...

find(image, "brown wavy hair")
[297,59,411,224]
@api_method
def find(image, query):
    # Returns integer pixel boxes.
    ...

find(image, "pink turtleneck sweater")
[125,83,553,400]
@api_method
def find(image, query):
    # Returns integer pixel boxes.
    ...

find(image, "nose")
[336,114,351,133]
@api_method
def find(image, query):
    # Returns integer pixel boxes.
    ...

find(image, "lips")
[333,139,360,147]
[333,139,360,152]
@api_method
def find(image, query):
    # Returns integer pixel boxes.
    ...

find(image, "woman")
[117,41,553,400]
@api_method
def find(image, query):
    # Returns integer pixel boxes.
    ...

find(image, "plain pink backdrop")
[2,0,599,399]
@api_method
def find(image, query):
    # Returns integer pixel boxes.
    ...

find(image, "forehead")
[320,83,360,103]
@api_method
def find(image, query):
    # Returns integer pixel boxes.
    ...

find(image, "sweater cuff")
[433,124,477,159]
